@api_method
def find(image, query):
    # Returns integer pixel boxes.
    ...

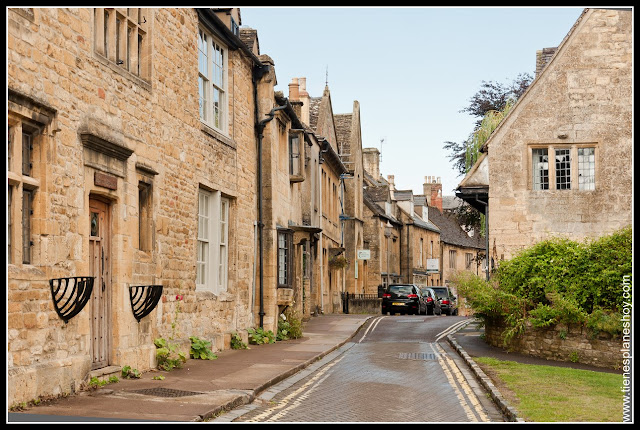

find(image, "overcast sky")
[240,6,585,196]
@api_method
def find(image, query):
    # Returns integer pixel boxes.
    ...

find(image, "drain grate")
[398,352,437,361]
[131,387,205,398]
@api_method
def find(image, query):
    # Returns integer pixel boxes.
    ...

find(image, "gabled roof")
[478,8,588,153]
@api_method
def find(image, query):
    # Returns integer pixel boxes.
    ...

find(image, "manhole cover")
[398,352,437,361]
[131,387,205,398]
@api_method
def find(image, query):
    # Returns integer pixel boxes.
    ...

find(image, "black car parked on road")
[431,286,457,315]
[419,287,442,316]
[381,284,426,315]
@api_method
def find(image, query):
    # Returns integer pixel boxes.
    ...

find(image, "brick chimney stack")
[423,176,442,212]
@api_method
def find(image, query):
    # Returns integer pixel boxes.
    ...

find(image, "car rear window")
[431,288,449,299]
[389,285,414,295]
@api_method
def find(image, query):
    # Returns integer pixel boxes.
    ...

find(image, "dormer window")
[230,16,239,36]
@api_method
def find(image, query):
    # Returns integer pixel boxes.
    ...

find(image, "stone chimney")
[423,176,442,212]
[387,175,395,200]
[288,78,299,101]
[288,78,303,119]
[362,147,381,181]
[299,77,310,125]
[536,47,557,77]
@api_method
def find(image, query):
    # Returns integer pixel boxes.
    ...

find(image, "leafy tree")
[444,74,533,233]
[461,73,533,127]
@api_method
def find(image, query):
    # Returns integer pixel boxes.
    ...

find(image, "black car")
[381,284,426,315]
[431,286,458,316]
[419,287,442,316]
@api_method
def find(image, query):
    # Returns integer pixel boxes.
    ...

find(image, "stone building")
[362,149,403,293]
[457,8,633,261]
[335,102,366,295]
[256,85,325,331]
[394,189,441,287]
[287,78,348,313]
[7,7,277,406]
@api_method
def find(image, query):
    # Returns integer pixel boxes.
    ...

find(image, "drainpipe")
[474,194,490,281]
[255,102,287,328]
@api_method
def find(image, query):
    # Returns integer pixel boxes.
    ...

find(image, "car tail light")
[426,297,433,302]
[382,293,391,298]
[407,294,418,299]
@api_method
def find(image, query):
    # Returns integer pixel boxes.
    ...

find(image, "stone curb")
[447,334,525,422]
[199,316,375,422]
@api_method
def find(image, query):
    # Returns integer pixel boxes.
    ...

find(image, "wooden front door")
[89,198,111,369]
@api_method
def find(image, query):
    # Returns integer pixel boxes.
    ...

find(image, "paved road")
[214,315,504,423]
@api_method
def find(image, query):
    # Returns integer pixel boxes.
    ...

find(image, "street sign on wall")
[426,258,439,273]
[357,249,371,260]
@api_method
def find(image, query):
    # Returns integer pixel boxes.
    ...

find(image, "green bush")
[247,327,275,345]
[276,310,304,341]
[454,227,631,339]
[230,332,249,350]
[154,337,187,371]
[189,336,218,360]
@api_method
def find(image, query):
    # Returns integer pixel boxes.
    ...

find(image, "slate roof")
[334,113,352,156]
[363,190,400,225]
[308,97,321,132]
[238,27,258,54]
[426,207,484,250]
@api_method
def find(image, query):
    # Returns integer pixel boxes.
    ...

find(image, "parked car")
[419,287,442,316]
[381,284,426,315]
[431,286,458,316]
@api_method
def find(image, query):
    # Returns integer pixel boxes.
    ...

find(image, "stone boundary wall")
[347,297,382,315]
[485,318,620,369]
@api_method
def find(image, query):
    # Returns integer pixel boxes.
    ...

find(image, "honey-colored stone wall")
[7,7,260,405]
[486,9,632,260]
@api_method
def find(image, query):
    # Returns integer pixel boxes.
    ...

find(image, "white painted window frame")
[196,188,229,294]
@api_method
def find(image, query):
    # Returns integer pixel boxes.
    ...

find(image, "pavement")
[7,314,619,423]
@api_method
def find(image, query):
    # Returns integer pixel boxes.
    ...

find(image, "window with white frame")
[530,145,596,191]
[578,147,595,190]
[289,131,303,178]
[532,148,549,190]
[198,28,227,132]
[196,188,230,294]
[555,148,571,190]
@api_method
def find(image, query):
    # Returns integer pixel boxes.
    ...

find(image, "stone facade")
[335,104,366,295]
[463,8,633,261]
[7,7,271,406]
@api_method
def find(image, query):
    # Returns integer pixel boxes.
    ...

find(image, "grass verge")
[475,357,623,422]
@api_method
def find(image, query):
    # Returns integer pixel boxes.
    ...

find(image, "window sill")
[289,174,305,183]
[93,53,151,91]
[200,123,236,150]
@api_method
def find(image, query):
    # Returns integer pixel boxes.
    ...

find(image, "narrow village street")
[7,7,632,423]
[215,316,503,423]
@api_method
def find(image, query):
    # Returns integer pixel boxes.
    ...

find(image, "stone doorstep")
[88,365,122,381]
